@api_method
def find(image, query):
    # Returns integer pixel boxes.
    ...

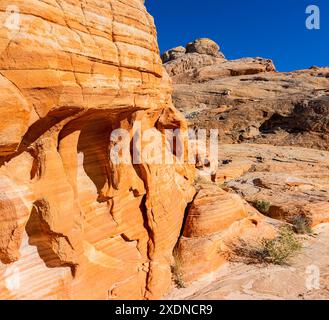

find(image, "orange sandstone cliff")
[0,0,195,299]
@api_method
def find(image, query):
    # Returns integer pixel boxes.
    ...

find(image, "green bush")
[262,226,302,264]
[254,200,271,215]
[229,225,302,265]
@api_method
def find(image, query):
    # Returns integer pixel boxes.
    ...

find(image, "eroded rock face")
[0,0,194,300]
[162,38,227,83]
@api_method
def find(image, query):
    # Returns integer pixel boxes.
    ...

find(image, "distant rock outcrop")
[162,38,274,83]
[185,38,222,57]
[163,39,329,150]
[161,46,186,63]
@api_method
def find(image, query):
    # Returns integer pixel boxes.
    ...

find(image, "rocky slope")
[163,39,329,150]
[0,0,195,300]
[161,38,329,298]
[167,144,329,299]
[171,143,329,287]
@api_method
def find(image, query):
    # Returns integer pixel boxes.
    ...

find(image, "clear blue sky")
[145,0,328,71]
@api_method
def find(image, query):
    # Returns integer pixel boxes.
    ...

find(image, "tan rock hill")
[163,39,329,150]
[0,0,195,300]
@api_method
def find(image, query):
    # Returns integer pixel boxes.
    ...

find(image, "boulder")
[186,38,221,57]
[183,186,248,237]
[161,46,186,63]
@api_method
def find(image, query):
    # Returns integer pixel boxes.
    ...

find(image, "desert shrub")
[254,199,271,215]
[193,175,211,187]
[289,215,313,235]
[171,249,186,289]
[228,226,302,265]
[263,226,302,264]
[226,239,268,264]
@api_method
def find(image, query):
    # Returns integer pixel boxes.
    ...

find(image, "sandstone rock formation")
[174,183,278,283]
[170,143,329,288]
[175,185,270,283]
[161,46,186,63]
[0,0,195,300]
[1,4,328,301]
[163,39,329,150]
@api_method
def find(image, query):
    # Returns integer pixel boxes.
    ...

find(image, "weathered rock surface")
[168,144,329,297]
[175,184,278,283]
[162,38,227,83]
[0,0,195,300]
[161,46,186,63]
[183,186,247,238]
[163,39,329,150]
[220,144,329,227]
[166,223,329,300]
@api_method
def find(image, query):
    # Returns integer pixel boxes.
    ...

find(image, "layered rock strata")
[0,0,194,300]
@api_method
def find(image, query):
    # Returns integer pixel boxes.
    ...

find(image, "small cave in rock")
[260,113,295,134]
